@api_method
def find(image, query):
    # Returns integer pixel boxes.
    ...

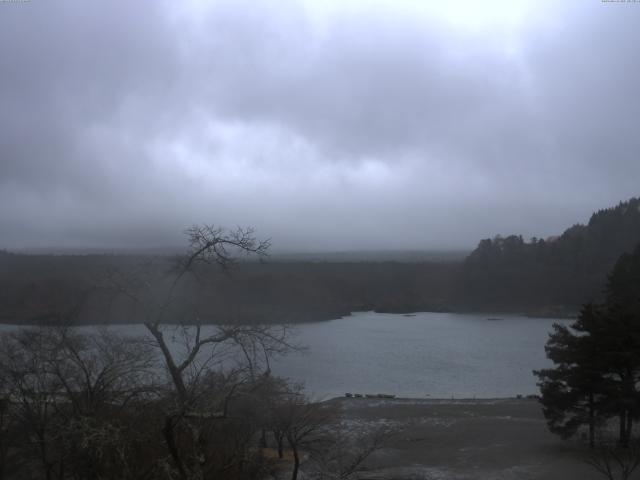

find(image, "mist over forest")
[2,1,640,479]
[2,196,639,325]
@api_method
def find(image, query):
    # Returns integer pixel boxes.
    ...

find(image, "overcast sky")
[1,0,639,251]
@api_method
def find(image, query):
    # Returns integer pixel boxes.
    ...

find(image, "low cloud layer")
[1,0,639,251]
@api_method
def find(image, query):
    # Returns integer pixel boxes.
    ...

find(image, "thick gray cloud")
[0,0,638,251]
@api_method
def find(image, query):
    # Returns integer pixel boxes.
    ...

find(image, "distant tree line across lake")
[0,197,639,325]
[456,197,640,315]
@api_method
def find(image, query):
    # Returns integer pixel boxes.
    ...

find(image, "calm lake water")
[270,311,568,399]
[1,311,569,399]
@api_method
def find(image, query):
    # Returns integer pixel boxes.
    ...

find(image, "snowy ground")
[324,397,605,480]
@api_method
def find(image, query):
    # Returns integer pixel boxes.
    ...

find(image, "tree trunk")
[56,458,65,480]
[290,445,300,480]
[620,410,628,447]
[38,434,52,480]
[146,324,188,404]
[589,393,595,448]
[276,433,284,459]
[162,416,188,480]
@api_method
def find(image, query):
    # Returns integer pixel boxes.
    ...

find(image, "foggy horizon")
[2,0,639,251]
[3,202,609,255]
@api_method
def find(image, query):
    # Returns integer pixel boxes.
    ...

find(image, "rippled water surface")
[1,311,569,399]
[270,311,568,399]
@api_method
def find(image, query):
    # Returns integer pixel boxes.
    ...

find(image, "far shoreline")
[0,307,577,326]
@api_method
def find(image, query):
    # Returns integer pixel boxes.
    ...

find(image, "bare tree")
[0,326,160,480]
[268,387,336,480]
[307,426,392,480]
[106,225,297,480]
[49,327,158,415]
[585,442,640,480]
[0,394,14,480]
[0,329,65,480]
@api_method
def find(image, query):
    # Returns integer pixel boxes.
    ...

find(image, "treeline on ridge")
[455,197,640,315]
[1,196,639,324]
[0,253,458,325]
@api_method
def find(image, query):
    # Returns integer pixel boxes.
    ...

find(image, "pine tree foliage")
[535,244,640,446]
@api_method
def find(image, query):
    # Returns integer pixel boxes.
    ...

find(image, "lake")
[270,311,568,399]
[0,311,569,399]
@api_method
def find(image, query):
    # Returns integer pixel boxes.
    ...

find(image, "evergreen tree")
[535,304,608,447]
[599,244,640,446]
[535,244,640,447]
